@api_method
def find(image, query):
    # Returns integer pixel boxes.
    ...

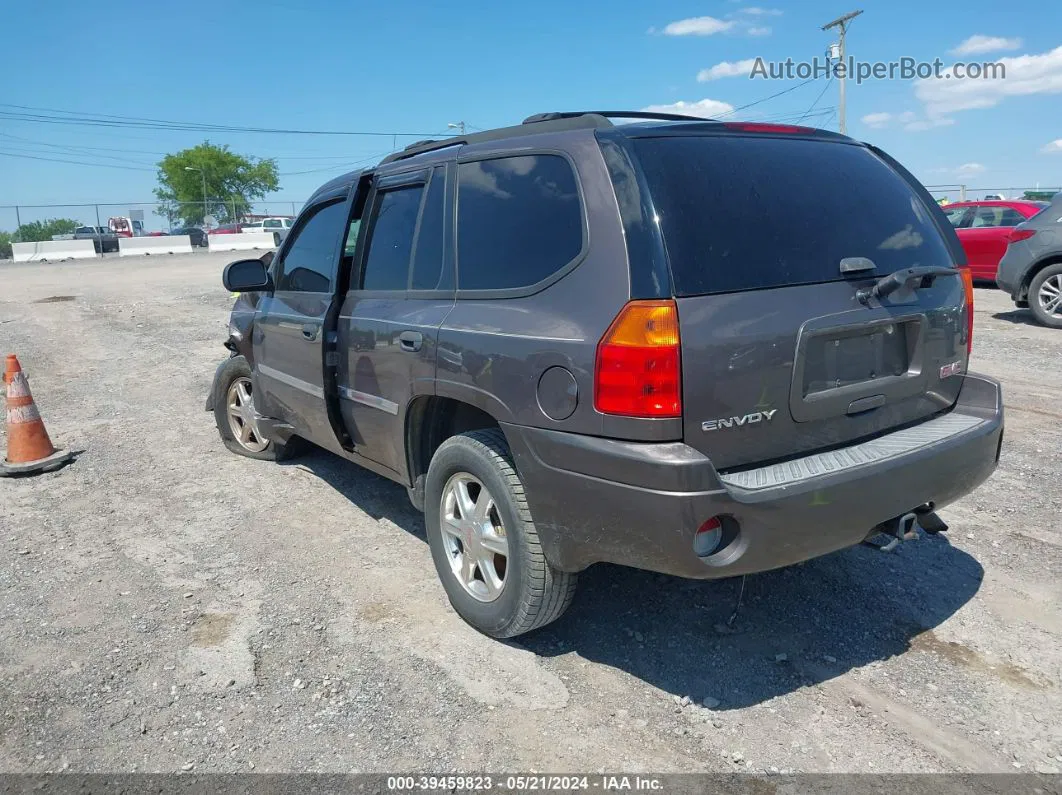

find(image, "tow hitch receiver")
[864,512,920,552]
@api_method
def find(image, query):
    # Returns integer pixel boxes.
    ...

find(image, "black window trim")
[453,148,590,300]
[271,194,350,294]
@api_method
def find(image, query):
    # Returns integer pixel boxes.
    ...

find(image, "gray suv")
[209,111,1004,638]
[996,193,1062,327]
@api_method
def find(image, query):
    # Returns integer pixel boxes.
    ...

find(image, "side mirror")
[222,258,272,292]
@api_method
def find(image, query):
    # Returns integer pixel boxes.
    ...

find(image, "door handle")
[399,330,423,352]
[301,323,320,341]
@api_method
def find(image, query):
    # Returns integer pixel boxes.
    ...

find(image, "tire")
[1029,263,1062,329]
[424,429,577,638]
[273,232,281,247]
[211,355,300,461]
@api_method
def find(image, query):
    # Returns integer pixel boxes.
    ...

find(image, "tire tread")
[437,428,577,637]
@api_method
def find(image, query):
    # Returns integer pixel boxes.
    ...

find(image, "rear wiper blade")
[856,265,959,305]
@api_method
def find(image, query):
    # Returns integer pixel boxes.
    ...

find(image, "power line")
[715,77,820,119]
[0,103,441,138]
[279,150,393,176]
[796,78,833,124]
[0,150,157,171]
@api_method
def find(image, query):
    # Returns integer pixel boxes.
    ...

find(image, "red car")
[208,223,244,235]
[943,200,1048,283]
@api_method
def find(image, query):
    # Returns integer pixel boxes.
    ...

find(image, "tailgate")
[632,132,969,470]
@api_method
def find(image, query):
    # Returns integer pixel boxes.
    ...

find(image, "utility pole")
[821,10,863,135]
[448,121,466,136]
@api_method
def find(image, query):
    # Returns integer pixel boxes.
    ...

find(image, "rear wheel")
[424,429,577,638]
[1029,263,1062,328]
[212,356,300,461]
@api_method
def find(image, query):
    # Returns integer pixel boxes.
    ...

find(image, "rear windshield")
[632,135,954,296]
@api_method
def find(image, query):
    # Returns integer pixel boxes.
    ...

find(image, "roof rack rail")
[380,114,613,165]
[523,110,716,124]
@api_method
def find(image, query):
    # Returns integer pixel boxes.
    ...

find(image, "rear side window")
[633,136,955,296]
[457,155,582,291]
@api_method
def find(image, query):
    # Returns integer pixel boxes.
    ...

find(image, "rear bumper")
[503,374,1003,578]
[996,244,1032,297]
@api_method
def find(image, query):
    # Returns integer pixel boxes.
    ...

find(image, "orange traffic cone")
[1,355,75,476]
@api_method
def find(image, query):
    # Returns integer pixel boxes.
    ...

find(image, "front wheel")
[211,355,300,461]
[424,429,577,638]
[1029,263,1062,328]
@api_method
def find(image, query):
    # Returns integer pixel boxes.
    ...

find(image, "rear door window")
[360,184,425,291]
[632,136,955,296]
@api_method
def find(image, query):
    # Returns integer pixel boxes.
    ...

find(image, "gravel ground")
[1,253,1060,775]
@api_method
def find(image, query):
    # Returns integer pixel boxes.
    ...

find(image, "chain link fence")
[0,200,308,242]
[923,185,1062,204]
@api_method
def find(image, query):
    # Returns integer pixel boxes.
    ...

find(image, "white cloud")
[642,99,735,118]
[697,58,758,81]
[861,110,920,129]
[904,116,955,131]
[916,45,1062,117]
[1041,139,1062,154]
[955,162,986,176]
[738,6,783,15]
[950,34,1023,56]
[861,112,893,128]
[748,26,771,36]
[662,16,734,36]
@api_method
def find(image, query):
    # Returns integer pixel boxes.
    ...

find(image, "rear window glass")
[633,136,954,296]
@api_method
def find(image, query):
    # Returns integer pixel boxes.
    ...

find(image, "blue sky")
[1,0,1058,230]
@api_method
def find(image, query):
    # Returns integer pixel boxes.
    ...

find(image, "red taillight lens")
[960,267,975,355]
[595,300,681,418]
[1008,228,1036,243]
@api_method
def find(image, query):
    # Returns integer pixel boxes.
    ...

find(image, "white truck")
[240,217,293,246]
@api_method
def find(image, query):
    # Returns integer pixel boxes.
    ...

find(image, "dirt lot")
[1,253,1060,775]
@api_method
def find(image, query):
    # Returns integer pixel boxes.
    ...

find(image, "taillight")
[595,300,681,418]
[960,267,975,355]
[1008,228,1036,243]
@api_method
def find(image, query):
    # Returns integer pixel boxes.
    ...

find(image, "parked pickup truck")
[208,110,1004,639]
[73,226,120,253]
[240,217,293,246]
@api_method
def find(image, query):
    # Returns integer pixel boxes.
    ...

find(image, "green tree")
[154,142,279,226]
[15,218,79,242]
[0,231,12,259]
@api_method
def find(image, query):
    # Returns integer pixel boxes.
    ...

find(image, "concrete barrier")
[118,235,194,257]
[207,233,277,252]
[12,240,98,262]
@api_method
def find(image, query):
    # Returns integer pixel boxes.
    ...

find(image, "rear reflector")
[960,267,975,355]
[595,300,681,418]
[694,517,724,557]
[1008,228,1036,243]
